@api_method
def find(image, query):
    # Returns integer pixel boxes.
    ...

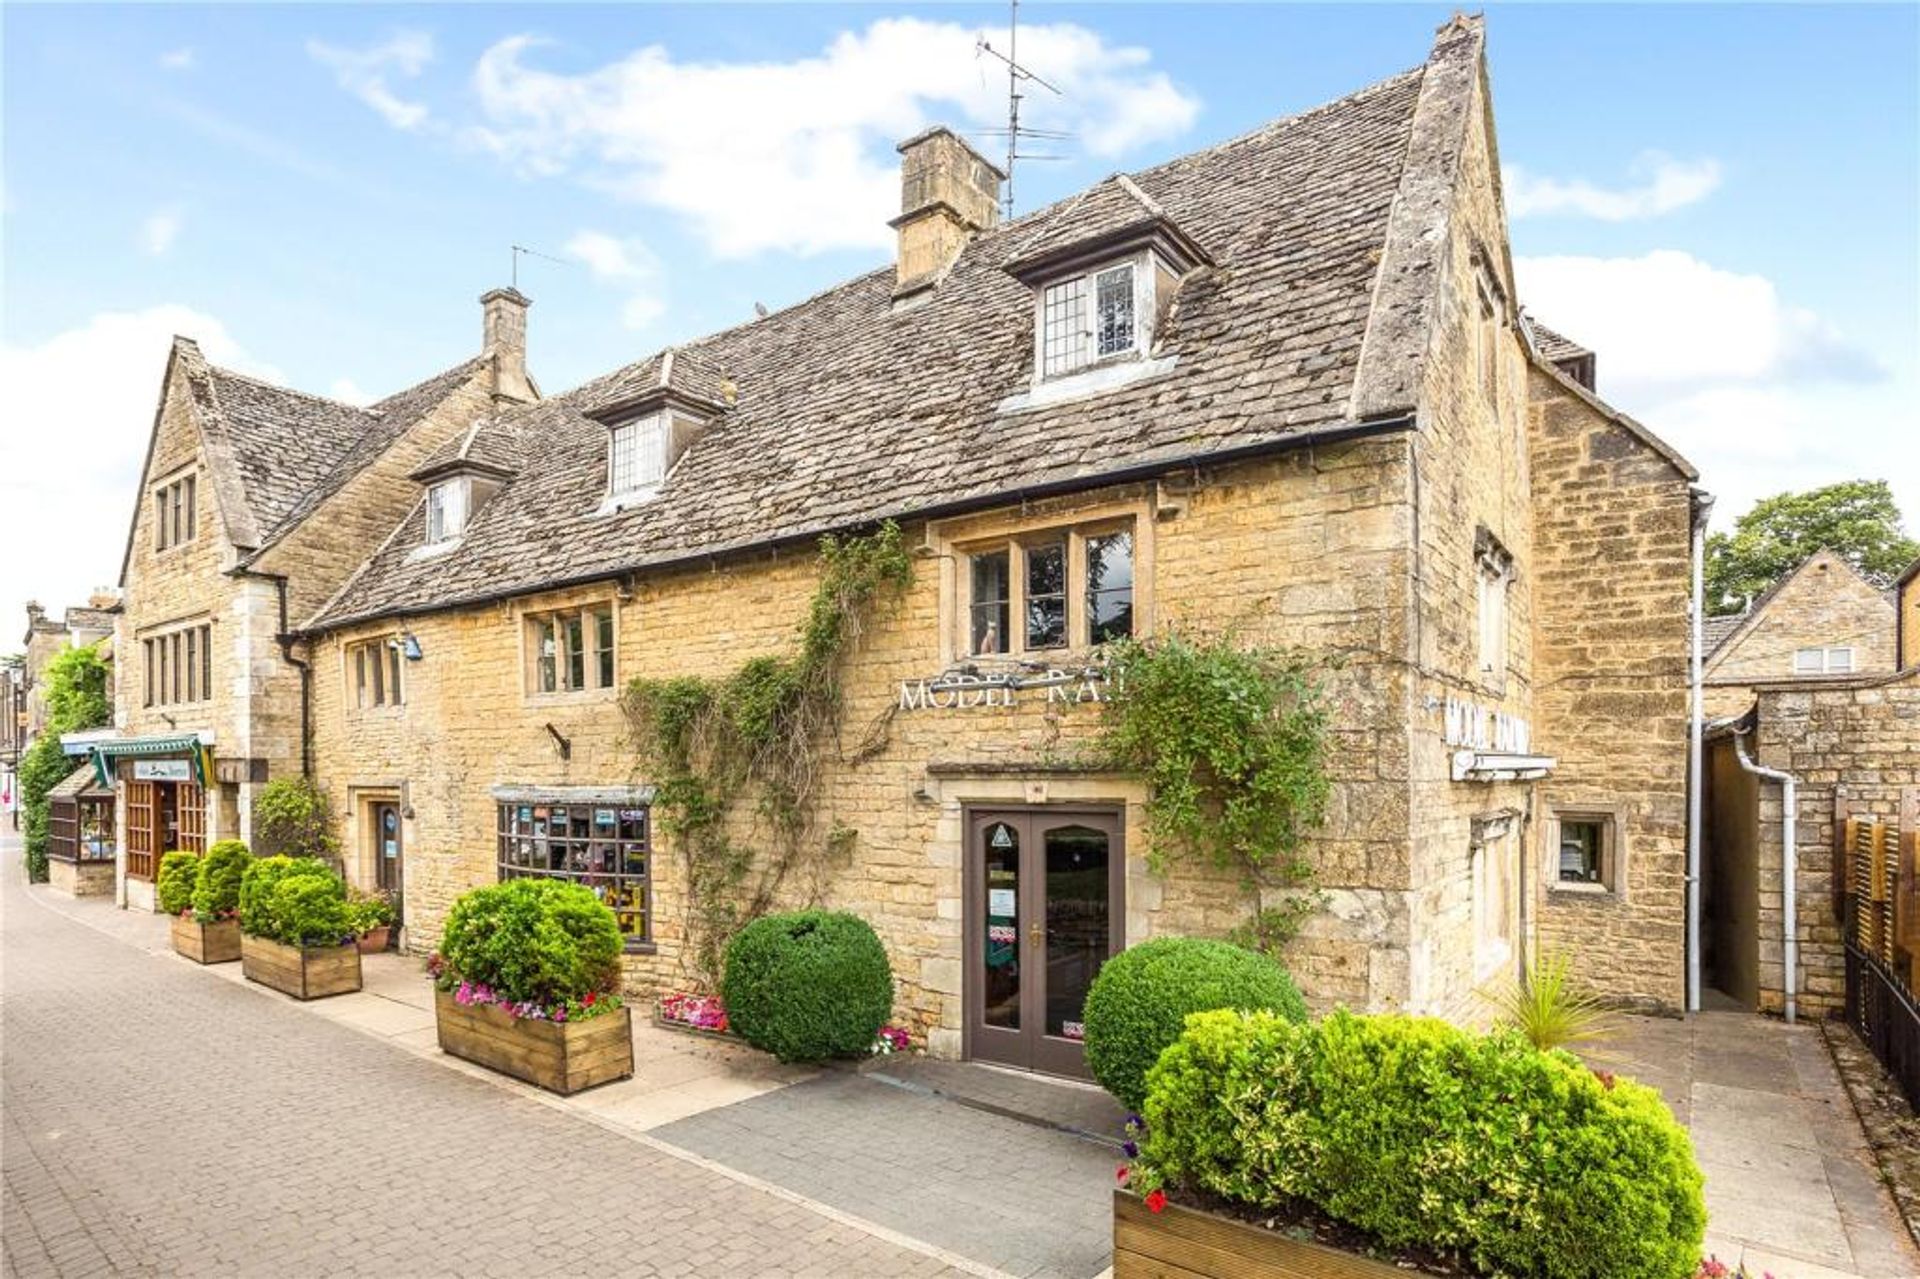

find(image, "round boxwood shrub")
[238,855,336,941]
[1082,936,1306,1111]
[439,879,623,1007]
[267,875,353,948]
[1137,1009,1705,1279]
[721,910,893,1063]
[156,851,201,916]
[192,839,251,921]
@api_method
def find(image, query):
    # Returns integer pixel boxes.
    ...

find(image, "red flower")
[584,991,596,1007]
[1115,1166,1129,1185]
[1145,1190,1167,1214]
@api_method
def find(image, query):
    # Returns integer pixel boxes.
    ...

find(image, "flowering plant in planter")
[870,1026,911,1055]
[432,878,626,1022]
[659,991,729,1033]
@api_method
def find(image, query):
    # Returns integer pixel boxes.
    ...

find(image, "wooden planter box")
[1113,1190,1409,1279]
[436,989,634,1095]
[240,934,362,1000]
[171,915,241,964]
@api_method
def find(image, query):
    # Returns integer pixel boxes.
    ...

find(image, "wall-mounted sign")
[898,663,1110,712]
[1441,697,1531,754]
[133,759,193,783]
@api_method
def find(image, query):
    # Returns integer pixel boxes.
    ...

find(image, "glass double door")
[967,808,1123,1077]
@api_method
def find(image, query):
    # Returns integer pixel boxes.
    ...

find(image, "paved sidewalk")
[1598,1011,1920,1279]
[1,857,980,1278]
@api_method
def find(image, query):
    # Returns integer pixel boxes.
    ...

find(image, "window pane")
[1095,266,1135,357]
[534,618,557,692]
[1025,542,1066,650]
[355,648,367,708]
[171,633,183,703]
[371,643,386,705]
[144,640,154,707]
[496,801,651,944]
[201,627,211,700]
[390,646,404,705]
[185,476,196,540]
[156,492,168,549]
[982,821,1020,1029]
[1828,648,1853,673]
[1558,821,1604,884]
[1792,648,1823,674]
[566,614,586,690]
[636,420,667,486]
[595,607,615,689]
[609,422,636,493]
[970,551,1011,655]
[186,628,197,702]
[1041,277,1089,378]
[1085,531,1134,644]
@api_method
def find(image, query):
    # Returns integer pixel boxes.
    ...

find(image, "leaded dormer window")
[608,414,669,498]
[1040,260,1144,379]
[426,478,469,544]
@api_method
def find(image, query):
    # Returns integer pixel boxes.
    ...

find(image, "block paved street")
[0,851,975,1279]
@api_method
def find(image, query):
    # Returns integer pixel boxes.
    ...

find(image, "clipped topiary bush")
[238,855,337,941]
[1082,936,1306,1111]
[1136,1009,1706,1279]
[156,851,202,915]
[267,875,352,948]
[721,910,892,1062]
[439,879,623,1008]
[192,839,251,921]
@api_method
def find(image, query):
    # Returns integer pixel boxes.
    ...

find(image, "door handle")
[1028,923,1045,948]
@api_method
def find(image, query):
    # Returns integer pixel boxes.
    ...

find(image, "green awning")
[89,735,210,788]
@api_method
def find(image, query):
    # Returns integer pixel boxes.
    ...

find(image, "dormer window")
[426,478,468,544]
[608,414,668,498]
[1041,261,1143,379]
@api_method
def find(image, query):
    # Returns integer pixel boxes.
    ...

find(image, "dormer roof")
[1002,173,1214,285]
[577,347,734,423]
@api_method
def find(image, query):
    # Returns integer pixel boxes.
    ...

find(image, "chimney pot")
[480,287,534,403]
[890,127,1004,296]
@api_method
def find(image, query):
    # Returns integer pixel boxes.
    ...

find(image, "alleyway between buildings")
[5,840,1916,1278]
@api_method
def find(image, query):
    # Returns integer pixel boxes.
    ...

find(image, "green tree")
[20,642,112,882]
[1705,480,1919,615]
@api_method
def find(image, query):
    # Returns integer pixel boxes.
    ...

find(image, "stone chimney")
[480,287,534,403]
[889,127,1004,297]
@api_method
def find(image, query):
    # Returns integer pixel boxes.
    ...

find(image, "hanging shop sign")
[897,663,1110,712]
[133,759,194,783]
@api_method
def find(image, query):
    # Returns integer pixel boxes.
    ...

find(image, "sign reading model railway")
[897,663,1109,711]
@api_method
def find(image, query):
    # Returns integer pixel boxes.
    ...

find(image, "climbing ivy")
[1097,629,1334,955]
[623,522,914,982]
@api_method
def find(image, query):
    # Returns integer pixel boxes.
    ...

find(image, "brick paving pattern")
[653,1073,1115,1279]
[0,868,969,1279]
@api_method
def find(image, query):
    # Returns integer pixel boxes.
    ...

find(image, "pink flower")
[1115,1166,1130,1185]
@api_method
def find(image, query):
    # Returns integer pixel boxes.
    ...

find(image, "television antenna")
[975,0,1070,220]
[510,243,570,290]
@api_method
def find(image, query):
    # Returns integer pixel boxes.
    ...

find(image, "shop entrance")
[964,807,1124,1078]
[372,800,404,944]
[125,775,204,881]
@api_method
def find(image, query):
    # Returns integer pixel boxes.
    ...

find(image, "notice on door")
[988,888,1016,917]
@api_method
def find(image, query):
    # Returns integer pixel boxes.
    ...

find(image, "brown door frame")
[962,804,1125,1077]
[371,800,404,944]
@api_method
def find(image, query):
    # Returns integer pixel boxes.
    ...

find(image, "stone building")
[5,599,115,833]
[1896,556,1920,670]
[96,293,535,909]
[1703,548,1898,719]
[279,16,1701,1076]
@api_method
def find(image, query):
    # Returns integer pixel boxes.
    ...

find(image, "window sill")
[594,487,661,517]
[998,354,1178,415]
[1547,880,1618,900]
[408,537,463,563]
[349,706,407,719]
[522,687,619,707]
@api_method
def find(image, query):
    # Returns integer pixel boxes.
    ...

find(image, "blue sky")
[3,3,1916,626]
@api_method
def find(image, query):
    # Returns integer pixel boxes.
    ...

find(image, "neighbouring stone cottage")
[95,294,535,910]
[274,15,1702,1077]
[1703,548,1899,720]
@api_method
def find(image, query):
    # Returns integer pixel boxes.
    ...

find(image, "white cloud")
[0,308,283,638]
[328,377,373,405]
[467,18,1200,258]
[1517,251,1915,526]
[1506,152,1721,221]
[309,31,435,131]
[159,48,194,71]
[140,208,183,256]
[566,230,666,330]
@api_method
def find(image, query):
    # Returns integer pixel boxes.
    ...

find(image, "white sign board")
[133,759,193,783]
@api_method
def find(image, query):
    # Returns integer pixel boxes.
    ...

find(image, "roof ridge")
[205,362,380,415]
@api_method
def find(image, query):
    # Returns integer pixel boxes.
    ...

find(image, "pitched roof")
[1703,612,1746,656]
[1526,319,1591,365]
[307,20,1484,632]
[1703,547,1888,669]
